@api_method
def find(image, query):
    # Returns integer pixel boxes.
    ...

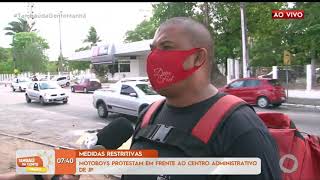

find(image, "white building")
[68,39,226,80]
[68,40,153,80]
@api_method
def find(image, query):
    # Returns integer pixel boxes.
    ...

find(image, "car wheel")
[257,96,269,108]
[273,103,282,107]
[97,102,108,118]
[63,98,68,104]
[19,87,22,92]
[40,96,46,106]
[12,87,16,92]
[66,82,70,87]
[71,87,75,93]
[26,94,31,103]
[83,87,88,93]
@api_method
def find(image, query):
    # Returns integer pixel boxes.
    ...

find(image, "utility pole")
[27,3,35,28]
[58,11,63,72]
[240,2,249,78]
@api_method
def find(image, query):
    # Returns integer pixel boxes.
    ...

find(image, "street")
[0,84,319,174]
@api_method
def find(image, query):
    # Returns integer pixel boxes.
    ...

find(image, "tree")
[68,61,91,71]
[75,46,91,52]
[70,46,92,71]
[124,20,155,42]
[246,2,288,67]
[13,32,49,72]
[288,2,320,84]
[46,61,58,72]
[0,47,12,62]
[125,2,196,43]
[4,18,36,36]
[83,26,101,47]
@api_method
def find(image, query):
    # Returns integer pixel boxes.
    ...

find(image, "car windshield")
[19,78,31,82]
[136,84,158,95]
[39,82,61,90]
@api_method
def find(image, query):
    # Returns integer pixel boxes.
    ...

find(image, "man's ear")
[194,48,207,67]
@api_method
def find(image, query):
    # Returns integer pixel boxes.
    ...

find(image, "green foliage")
[151,2,196,25]
[0,61,14,73]
[84,26,101,47]
[92,64,108,79]
[4,18,36,36]
[46,61,58,72]
[68,61,91,71]
[13,32,49,72]
[287,2,320,65]
[75,46,91,52]
[125,2,196,43]
[124,2,320,69]
[124,20,156,42]
[0,47,12,62]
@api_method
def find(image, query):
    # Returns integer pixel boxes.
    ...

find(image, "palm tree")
[83,26,101,47]
[4,18,36,36]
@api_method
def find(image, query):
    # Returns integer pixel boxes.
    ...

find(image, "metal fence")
[251,65,320,90]
[0,70,90,82]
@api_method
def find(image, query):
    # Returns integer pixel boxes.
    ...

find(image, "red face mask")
[146,48,204,91]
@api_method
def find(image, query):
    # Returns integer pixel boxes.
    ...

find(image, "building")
[68,39,226,80]
[68,39,153,80]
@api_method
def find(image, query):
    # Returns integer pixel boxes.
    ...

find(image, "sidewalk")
[286,89,320,106]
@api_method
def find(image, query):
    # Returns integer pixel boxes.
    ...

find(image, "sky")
[0,2,153,60]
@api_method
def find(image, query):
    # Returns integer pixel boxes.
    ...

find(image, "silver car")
[26,81,69,105]
[93,81,164,118]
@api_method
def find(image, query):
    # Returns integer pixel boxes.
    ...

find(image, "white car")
[11,77,32,92]
[51,76,71,87]
[113,77,149,86]
[25,81,69,105]
[93,81,163,118]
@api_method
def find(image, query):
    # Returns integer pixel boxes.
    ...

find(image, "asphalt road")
[0,84,319,150]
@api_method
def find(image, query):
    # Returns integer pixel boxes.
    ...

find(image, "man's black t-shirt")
[122,93,281,180]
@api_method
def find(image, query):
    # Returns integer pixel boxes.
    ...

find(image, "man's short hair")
[159,17,214,74]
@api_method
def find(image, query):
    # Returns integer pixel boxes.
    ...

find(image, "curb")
[282,103,320,110]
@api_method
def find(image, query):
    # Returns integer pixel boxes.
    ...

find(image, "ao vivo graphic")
[272,10,304,19]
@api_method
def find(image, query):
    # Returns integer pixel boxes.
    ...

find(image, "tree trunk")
[311,49,317,87]
[224,58,228,76]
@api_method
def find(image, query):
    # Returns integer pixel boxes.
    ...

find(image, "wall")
[138,55,147,77]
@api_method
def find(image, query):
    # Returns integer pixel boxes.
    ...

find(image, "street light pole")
[240,2,249,78]
[12,36,16,70]
[58,11,63,72]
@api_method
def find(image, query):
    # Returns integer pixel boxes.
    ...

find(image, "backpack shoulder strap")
[140,98,166,128]
[191,94,247,144]
[134,94,247,156]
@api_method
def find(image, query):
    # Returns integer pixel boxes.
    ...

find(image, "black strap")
[34,175,44,180]
[135,124,212,157]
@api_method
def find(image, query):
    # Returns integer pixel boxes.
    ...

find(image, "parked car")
[25,81,68,105]
[93,81,164,118]
[219,78,286,108]
[11,77,32,92]
[51,76,70,87]
[258,69,297,83]
[71,78,102,93]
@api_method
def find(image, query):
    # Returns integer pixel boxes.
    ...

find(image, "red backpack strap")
[191,95,247,144]
[141,98,166,128]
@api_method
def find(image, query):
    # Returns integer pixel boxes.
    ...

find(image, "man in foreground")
[122,17,281,180]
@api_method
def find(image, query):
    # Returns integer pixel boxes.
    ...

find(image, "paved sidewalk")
[287,97,320,106]
[288,90,320,99]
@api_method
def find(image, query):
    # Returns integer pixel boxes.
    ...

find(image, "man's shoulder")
[220,104,267,135]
